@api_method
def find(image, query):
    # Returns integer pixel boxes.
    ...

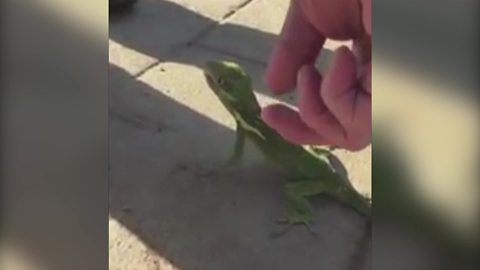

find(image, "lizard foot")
[270,220,317,238]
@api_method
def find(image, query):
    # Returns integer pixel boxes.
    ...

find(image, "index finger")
[265,0,325,94]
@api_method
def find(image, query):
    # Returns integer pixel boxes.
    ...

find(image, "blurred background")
[374,1,479,268]
[1,1,108,270]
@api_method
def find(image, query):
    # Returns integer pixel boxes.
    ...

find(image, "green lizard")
[204,61,371,235]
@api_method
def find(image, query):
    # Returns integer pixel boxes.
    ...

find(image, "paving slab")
[196,0,288,64]
[109,0,214,75]
[109,218,178,270]
[199,0,288,63]
[109,0,295,76]
[109,44,370,269]
[196,0,346,69]
[109,1,372,269]
[164,0,252,20]
[335,147,371,196]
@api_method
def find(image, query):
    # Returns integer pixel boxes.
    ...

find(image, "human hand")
[262,0,371,151]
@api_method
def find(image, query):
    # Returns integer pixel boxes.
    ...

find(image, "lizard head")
[204,61,261,116]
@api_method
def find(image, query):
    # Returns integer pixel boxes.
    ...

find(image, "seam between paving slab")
[133,0,257,79]
[185,0,256,47]
[109,43,268,134]
[191,43,268,66]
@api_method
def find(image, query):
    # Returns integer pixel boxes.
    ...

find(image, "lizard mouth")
[204,69,223,96]
[205,73,218,92]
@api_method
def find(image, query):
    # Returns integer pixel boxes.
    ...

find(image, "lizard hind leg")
[271,203,316,238]
[271,185,319,238]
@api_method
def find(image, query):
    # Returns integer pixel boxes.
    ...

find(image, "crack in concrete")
[222,0,256,20]
[110,109,166,132]
[185,0,256,47]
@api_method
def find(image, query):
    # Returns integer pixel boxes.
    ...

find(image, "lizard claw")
[304,223,318,236]
[269,223,294,239]
[275,218,289,224]
[270,218,318,238]
[270,220,318,238]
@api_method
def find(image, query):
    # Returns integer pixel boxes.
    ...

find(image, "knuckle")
[344,136,370,151]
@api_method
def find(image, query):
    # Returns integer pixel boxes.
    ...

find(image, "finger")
[301,0,362,40]
[261,104,330,145]
[352,33,371,66]
[265,0,325,94]
[321,46,371,150]
[297,65,346,143]
[352,34,371,94]
[361,62,371,94]
[321,46,358,130]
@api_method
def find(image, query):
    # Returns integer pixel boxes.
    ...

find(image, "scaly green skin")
[204,61,371,233]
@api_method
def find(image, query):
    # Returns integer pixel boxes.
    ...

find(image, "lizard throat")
[232,111,266,140]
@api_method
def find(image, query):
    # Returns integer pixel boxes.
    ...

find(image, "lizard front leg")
[225,125,246,167]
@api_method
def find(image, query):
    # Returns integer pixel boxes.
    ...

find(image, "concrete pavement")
[109,1,371,269]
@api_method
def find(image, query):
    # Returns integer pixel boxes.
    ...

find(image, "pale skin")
[262,0,371,151]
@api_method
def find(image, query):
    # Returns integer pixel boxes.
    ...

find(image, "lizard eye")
[216,77,227,88]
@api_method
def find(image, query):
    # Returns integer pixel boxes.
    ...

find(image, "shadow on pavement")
[108,0,334,103]
[108,2,369,269]
[109,63,366,270]
[108,1,480,269]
